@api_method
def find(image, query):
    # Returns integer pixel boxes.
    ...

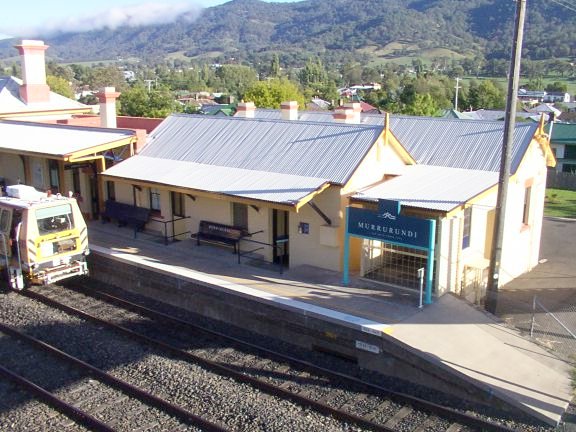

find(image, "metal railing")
[151,216,191,245]
[238,235,286,274]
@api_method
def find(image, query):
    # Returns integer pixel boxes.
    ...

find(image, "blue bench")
[193,220,247,254]
[102,200,150,236]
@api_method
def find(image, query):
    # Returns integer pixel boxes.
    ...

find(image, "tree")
[119,84,182,118]
[468,80,506,110]
[299,58,328,87]
[401,94,439,116]
[216,65,258,97]
[243,78,306,109]
[545,81,568,93]
[270,54,281,78]
[46,75,74,99]
[86,66,128,92]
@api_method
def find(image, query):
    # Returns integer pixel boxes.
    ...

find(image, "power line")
[547,0,576,13]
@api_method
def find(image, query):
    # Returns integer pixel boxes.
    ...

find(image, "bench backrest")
[104,200,150,222]
[199,220,245,240]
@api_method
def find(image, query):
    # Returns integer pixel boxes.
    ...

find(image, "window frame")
[171,191,185,218]
[149,188,161,214]
[522,186,532,226]
[462,207,472,249]
[232,202,248,230]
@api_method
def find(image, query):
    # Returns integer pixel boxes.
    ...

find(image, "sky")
[0,0,300,40]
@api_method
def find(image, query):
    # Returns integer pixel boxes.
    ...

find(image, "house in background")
[547,123,576,173]
[0,40,92,121]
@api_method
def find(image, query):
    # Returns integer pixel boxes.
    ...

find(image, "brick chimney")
[281,101,298,121]
[333,107,357,124]
[15,40,50,104]
[343,102,362,123]
[96,87,121,128]
[236,101,255,118]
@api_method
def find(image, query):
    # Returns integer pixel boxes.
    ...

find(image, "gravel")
[0,279,562,432]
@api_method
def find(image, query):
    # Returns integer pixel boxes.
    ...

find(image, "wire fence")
[464,289,576,364]
[529,296,576,363]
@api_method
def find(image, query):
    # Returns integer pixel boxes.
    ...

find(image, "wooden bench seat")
[192,220,247,253]
[102,200,150,235]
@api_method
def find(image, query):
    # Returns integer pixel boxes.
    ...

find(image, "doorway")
[272,209,289,267]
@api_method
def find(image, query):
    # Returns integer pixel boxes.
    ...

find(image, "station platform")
[86,221,572,426]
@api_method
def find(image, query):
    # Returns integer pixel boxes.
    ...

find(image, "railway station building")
[101,106,554,302]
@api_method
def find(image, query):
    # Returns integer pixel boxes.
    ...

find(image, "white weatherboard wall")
[436,216,461,296]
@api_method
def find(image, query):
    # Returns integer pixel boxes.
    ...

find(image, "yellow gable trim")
[66,137,136,160]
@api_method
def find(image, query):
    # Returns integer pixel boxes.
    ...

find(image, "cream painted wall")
[0,154,25,186]
[290,186,342,271]
[498,140,548,284]
[342,138,407,195]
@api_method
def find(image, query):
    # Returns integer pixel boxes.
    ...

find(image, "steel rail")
[24,288,400,432]
[0,320,228,432]
[29,286,519,432]
[83,285,520,432]
[0,363,115,432]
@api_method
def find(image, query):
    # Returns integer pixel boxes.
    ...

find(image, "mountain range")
[0,0,574,66]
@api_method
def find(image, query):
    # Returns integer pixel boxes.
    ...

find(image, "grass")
[544,188,576,218]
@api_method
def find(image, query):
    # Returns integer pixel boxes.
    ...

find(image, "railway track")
[6,282,532,432]
[0,321,222,431]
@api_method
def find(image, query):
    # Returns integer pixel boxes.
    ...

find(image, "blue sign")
[343,199,436,305]
[347,200,431,249]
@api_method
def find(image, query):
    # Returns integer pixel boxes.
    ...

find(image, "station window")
[462,207,472,249]
[522,186,532,226]
[149,188,161,213]
[72,168,81,195]
[171,192,184,217]
[232,202,248,230]
[0,209,10,233]
[106,181,116,201]
[48,159,60,193]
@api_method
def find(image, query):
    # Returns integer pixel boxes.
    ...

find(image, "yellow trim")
[445,184,499,218]
[0,107,92,118]
[384,114,416,165]
[534,114,556,168]
[294,182,331,211]
[66,137,136,160]
[0,137,136,161]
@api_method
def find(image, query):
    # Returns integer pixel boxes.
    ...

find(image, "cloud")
[4,2,203,37]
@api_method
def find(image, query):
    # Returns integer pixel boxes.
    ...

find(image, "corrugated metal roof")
[547,123,576,143]
[353,165,499,212]
[103,156,329,205]
[387,116,538,173]
[144,114,384,185]
[0,76,89,115]
[248,109,539,173]
[0,120,136,156]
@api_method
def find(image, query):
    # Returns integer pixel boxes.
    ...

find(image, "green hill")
[0,0,573,66]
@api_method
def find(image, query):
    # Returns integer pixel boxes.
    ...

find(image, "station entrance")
[362,240,428,290]
[343,199,436,304]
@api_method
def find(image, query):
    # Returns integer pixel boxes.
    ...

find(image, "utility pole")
[144,79,154,93]
[486,0,527,314]
[454,77,461,111]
